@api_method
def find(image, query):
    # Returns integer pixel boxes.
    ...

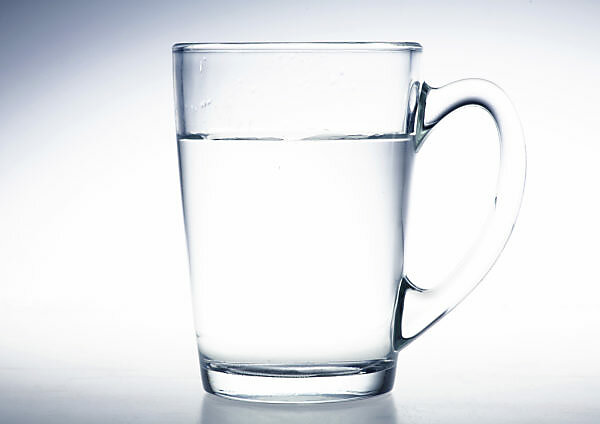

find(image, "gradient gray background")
[1,0,599,422]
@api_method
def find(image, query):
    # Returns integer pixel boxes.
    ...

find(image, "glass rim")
[172,42,423,53]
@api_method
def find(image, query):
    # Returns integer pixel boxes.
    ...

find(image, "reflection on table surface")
[201,393,397,424]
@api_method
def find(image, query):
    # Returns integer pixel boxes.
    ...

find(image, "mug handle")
[394,79,526,349]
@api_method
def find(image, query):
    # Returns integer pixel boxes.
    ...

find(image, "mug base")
[200,356,396,403]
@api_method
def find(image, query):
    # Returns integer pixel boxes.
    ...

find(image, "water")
[178,135,414,367]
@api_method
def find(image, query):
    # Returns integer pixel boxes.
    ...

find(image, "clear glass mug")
[173,42,526,403]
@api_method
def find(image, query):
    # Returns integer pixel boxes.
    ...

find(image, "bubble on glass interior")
[199,57,207,72]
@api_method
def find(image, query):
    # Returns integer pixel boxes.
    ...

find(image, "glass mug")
[172,42,526,402]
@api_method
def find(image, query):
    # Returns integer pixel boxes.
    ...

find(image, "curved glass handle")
[394,79,526,350]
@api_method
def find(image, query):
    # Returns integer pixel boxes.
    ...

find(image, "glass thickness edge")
[172,42,423,52]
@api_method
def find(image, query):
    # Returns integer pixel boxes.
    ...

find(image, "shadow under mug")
[173,42,526,402]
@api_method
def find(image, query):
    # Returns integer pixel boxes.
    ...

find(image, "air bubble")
[199,57,207,72]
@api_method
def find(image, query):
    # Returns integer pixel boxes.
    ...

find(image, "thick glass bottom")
[200,356,396,403]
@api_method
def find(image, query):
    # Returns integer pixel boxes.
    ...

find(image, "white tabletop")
[1,365,597,424]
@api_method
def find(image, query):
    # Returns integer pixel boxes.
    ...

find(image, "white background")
[1,0,599,422]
